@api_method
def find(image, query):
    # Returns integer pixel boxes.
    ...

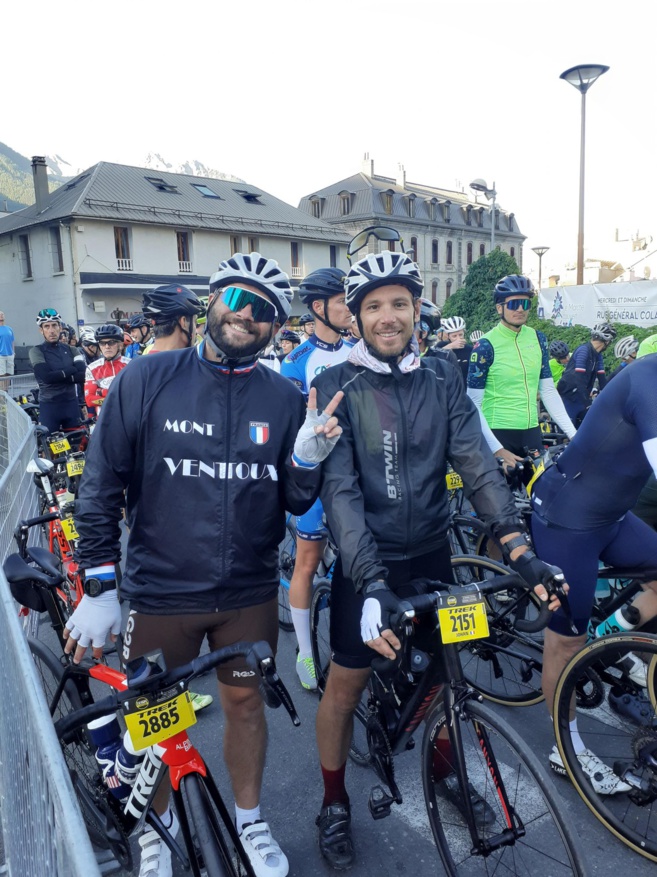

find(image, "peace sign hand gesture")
[293,388,344,465]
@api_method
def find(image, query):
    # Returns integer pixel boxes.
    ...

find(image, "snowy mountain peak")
[143,153,243,183]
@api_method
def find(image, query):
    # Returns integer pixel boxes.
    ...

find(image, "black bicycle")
[318,569,587,875]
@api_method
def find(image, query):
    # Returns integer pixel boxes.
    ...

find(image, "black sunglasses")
[347,226,404,263]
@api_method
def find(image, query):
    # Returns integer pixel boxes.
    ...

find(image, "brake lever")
[260,657,301,727]
[546,572,578,635]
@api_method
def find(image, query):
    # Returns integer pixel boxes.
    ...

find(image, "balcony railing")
[291,267,302,278]
[116,258,133,271]
[179,261,192,273]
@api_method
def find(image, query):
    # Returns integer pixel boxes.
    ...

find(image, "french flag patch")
[249,422,270,444]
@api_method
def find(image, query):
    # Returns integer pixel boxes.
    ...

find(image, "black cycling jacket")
[29,341,85,402]
[313,357,522,592]
[75,347,320,614]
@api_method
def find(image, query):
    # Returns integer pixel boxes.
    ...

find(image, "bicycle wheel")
[310,580,332,694]
[554,633,657,861]
[278,520,296,632]
[182,773,240,877]
[450,554,545,706]
[422,698,587,876]
[29,638,132,869]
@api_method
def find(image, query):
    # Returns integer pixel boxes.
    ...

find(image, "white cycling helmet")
[470,330,484,343]
[209,252,293,321]
[614,335,639,360]
[441,316,466,333]
[36,308,63,326]
[345,251,423,314]
[79,327,97,345]
[591,322,617,343]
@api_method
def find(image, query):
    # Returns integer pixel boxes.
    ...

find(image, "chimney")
[361,152,374,177]
[396,163,406,189]
[32,156,49,212]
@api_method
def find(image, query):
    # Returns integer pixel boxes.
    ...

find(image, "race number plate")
[49,438,71,454]
[67,459,85,476]
[60,517,79,541]
[445,471,463,490]
[438,593,489,643]
[124,686,196,751]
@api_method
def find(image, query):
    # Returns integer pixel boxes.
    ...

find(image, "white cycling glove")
[293,409,340,466]
[64,592,122,649]
[360,597,384,643]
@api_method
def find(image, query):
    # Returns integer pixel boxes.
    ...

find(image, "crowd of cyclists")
[13,225,657,876]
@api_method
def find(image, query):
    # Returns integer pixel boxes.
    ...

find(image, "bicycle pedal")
[368,784,395,820]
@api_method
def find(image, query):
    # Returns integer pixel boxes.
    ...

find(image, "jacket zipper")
[393,381,413,557]
[221,368,233,587]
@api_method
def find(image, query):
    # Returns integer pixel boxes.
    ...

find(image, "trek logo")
[164,458,278,481]
[164,419,214,436]
[124,748,163,819]
[383,430,401,500]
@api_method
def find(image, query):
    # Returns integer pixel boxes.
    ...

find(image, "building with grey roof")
[298,155,526,305]
[0,158,349,349]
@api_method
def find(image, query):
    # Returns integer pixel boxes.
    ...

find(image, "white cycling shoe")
[138,810,179,877]
[549,746,632,795]
[238,820,289,877]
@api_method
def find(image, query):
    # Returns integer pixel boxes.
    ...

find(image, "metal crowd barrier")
[0,393,100,876]
[3,373,38,399]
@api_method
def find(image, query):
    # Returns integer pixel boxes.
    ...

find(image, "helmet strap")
[312,298,346,337]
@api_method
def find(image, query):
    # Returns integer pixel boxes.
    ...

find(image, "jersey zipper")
[515,332,531,429]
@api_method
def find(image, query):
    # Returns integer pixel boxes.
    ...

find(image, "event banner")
[538,281,657,329]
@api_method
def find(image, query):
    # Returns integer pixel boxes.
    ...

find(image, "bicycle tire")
[278,521,296,632]
[422,698,587,876]
[450,554,545,706]
[310,580,332,695]
[554,633,657,861]
[29,638,132,869]
[182,773,240,877]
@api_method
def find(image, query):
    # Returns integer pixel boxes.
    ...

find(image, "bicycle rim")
[182,774,241,876]
[29,638,132,869]
[422,699,587,876]
[554,633,657,861]
[451,555,545,706]
[278,522,296,632]
[310,581,332,694]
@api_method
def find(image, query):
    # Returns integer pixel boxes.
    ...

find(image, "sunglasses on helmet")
[219,287,277,323]
[38,308,60,320]
[504,298,532,311]
[347,226,404,263]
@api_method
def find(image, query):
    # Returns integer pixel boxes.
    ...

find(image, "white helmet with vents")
[470,330,484,343]
[441,316,466,333]
[614,335,639,360]
[345,251,423,314]
[209,252,293,321]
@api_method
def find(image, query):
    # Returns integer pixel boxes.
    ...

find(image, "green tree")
[442,250,520,332]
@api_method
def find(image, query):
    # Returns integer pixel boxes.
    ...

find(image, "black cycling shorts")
[492,426,543,458]
[122,597,278,687]
[330,545,454,670]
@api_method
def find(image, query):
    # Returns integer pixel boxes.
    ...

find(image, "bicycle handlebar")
[55,640,300,742]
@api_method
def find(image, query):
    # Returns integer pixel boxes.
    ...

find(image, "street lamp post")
[559,64,609,286]
[470,178,497,251]
[532,246,550,291]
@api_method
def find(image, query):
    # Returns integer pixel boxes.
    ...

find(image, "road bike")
[279,513,337,635]
[314,566,587,875]
[553,630,657,861]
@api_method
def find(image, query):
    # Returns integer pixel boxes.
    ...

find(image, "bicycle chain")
[366,713,395,787]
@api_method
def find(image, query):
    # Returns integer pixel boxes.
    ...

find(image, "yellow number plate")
[446,471,463,490]
[67,459,85,476]
[124,688,196,751]
[49,438,71,454]
[439,595,489,644]
[60,517,79,541]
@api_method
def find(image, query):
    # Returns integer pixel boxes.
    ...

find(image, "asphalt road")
[93,617,652,877]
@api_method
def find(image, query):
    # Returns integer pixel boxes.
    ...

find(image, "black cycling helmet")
[299,313,315,326]
[549,340,570,359]
[142,284,204,321]
[419,298,442,331]
[279,329,300,344]
[298,268,346,304]
[494,275,535,304]
[95,324,125,342]
[126,314,152,330]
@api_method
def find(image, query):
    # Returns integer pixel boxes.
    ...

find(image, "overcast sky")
[5,0,656,279]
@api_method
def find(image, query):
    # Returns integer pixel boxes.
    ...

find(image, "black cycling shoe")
[316,802,354,871]
[608,687,657,729]
[437,773,497,830]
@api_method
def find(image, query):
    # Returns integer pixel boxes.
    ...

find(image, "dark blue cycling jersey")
[532,354,657,529]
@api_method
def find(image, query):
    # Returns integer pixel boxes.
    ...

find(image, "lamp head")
[559,64,609,94]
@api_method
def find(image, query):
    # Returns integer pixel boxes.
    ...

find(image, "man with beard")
[30,308,86,433]
[63,253,343,877]
[310,251,563,870]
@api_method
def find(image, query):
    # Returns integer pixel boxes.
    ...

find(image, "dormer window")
[442,201,451,223]
[339,191,352,216]
[381,190,394,215]
[310,198,322,218]
[508,213,515,232]
[407,193,416,218]
[465,205,473,226]
[476,207,484,227]
[427,198,437,221]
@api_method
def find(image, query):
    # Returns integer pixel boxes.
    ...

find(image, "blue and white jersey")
[280,334,352,397]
